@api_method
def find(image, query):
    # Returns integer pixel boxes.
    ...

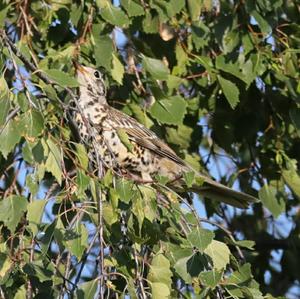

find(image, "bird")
[73,61,257,208]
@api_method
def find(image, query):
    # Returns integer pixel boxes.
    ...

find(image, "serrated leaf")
[111,54,124,84]
[0,251,12,279]
[142,11,159,33]
[0,195,28,232]
[187,0,201,21]
[234,240,256,250]
[151,282,170,299]
[187,227,214,252]
[94,35,113,71]
[76,170,90,198]
[19,110,44,140]
[100,1,130,27]
[204,240,230,270]
[282,159,300,198]
[116,178,135,203]
[103,203,118,225]
[148,254,172,289]
[65,222,88,259]
[183,171,195,188]
[0,119,22,158]
[227,263,252,284]
[75,143,89,170]
[218,75,240,109]
[121,0,144,16]
[199,270,223,288]
[27,200,46,236]
[150,96,187,125]
[142,55,169,80]
[77,279,98,299]
[174,253,206,283]
[44,69,79,87]
[251,10,271,34]
[13,286,26,299]
[258,184,285,218]
[45,139,62,185]
[0,76,10,127]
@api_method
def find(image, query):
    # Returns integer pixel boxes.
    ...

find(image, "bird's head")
[73,61,107,104]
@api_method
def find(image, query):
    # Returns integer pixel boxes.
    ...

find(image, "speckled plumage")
[74,63,257,208]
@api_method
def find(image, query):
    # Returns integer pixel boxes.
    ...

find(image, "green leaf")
[187,227,214,252]
[234,240,256,250]
[187,0,201,21]
[27,200,46,236]
[19,110,44,140]
[44,139,62,185]
[258,184,285,218]
[290,108,300,132]
[77,279,98,299]
[75,143,89,170]
[0,196,28,232]
[142,10,159,33]
[116,178,135,203]
[121,0,144,16]
[0,5,10,24]
[150,96,187,125]
[174,253,206,283]
[0,251,12,279]
[111,53,124,84]
[65,223,88,260]
[99,1,130,27]
[94,35,113,71]
[0,118,22,158]
[251,10,271,34]
[0,76,10,127]
[183,171,195,188]
[116,128,134,152]
[13,286,26,299]
[142,55,169,80]
[103,202,118,226]
[282,159,300,197]
[218,75,240,109]
[76,170,90,198]
[199,270,223,288]
[44,69,79,87]
[151,282,170,299]
[148,253,172,288]
[204,240,230,270]
[227,263,252,284]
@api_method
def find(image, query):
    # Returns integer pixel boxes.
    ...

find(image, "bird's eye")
[94,71,100,79]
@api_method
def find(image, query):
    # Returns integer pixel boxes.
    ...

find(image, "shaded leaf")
[0,119,22,158]
[27,200,46,236]
[111,53,124,84]
[44,69,79,87]
[218,76,240,109]
[187,227,214,252]
[142,55,169,80]
[0,195,28,232]
[99,1,130,27]
[259,183,285,218]
[94,35,113,71]
[150,96,187,125]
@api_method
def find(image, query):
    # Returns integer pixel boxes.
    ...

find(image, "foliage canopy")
[0,0,300,298]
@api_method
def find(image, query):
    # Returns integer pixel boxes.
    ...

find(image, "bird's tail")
[191,174,258,208]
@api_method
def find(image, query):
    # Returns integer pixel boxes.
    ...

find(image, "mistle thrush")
[73,62,257,208]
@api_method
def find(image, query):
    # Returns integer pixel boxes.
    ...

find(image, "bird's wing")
[107,107,186,166]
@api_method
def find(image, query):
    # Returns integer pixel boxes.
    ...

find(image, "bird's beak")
[72,60,88,75]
